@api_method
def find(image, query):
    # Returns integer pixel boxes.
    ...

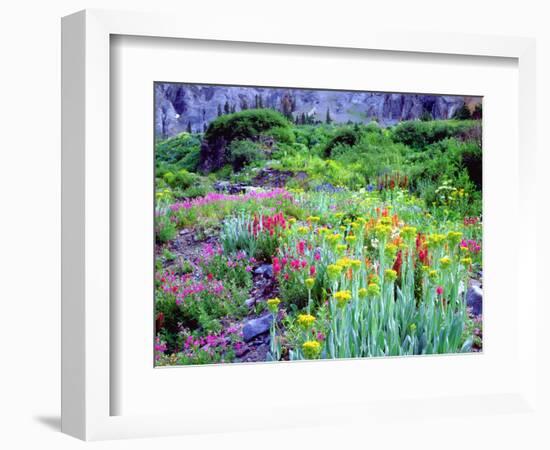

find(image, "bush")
[322,128,361,157]
[227,140,266,171]
[263,126,296,144]
[391,120,479,149]
[156,132,201,172]
[163,168,198,189]
[204,108,291,144]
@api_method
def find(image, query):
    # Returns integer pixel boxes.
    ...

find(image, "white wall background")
[0,1,548,448]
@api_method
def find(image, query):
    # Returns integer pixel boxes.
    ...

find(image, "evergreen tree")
[224,100,230,114]
[325,107,332,124]
[240,98,249,110]
[258,95,263,109]
[186,121,192,134]
[420,108,433,121]
[230,104,236,114]
[203,122,207,133]
[301,112,306,125]
[217,104,223,117]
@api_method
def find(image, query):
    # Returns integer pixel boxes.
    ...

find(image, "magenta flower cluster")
[168,188,293,212]
[460,238,481,254]
[157,270,225,306]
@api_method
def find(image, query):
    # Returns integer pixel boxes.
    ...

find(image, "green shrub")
[391,120,479,149]
[155,132,201,172]
[163,168,198,189]
[156,216,177,243]
[227,140,265,171]
[322,128,361,157]
[263,126,296,144]
[205,108,291,144]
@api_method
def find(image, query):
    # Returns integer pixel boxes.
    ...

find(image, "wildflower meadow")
[154,84,483,366]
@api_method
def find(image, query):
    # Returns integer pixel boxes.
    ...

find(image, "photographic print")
[154,83,482,366]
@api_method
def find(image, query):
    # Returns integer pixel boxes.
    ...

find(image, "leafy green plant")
[227,139,266,171]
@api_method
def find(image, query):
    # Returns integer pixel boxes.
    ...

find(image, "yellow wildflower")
[327,264,343,280]
[447,231,463,247]
[367,283,380,297]
[302,340,321,359]
[334,290,352,307]
[374,224,391,240]
[358,287,368,299]
[297,226,309,235]
[305,277,315,290]
[336,244,347,255]
[385,243,398,260]
[297,314,316,329]
[460,257,472,266]
[345,235,357,244]
[427,234,446,249]
[440,256,452,269]
[400,226,417,242]
[266,297,281,313]
[385,269,398,283]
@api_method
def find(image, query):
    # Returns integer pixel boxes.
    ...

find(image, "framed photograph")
[62,9,539,441]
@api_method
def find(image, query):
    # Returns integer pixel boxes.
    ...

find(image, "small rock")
[245,298,256,308]
[466,285,483,315]
[254,264,273,279]
[242,314,272,342]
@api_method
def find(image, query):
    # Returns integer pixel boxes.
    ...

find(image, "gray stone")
[245,297,256,308]
[466,285,483,316]
[254,264,273,279]
[242,314,273,342]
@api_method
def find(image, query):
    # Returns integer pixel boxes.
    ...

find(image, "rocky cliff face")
[155,83,480,139]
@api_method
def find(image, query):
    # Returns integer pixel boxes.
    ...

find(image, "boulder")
[466,285,483,316]
[254,264,273,279]
[242,314,272,342]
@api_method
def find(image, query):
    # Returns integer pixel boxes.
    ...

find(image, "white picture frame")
[61,9,540,441]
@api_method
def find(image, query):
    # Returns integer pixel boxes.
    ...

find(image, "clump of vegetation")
[204,108,291,145]
[390,119,480,149]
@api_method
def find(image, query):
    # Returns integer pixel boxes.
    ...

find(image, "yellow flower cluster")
[326,234,342,247]
[307,216,320,223]
[358,287,368,299]
[427,234,446,249]
[384,269,398,283]
[297,226,309,235]
[266,297,281,313]
[302,340,321,359]
[297,314,316,329]
[367,282,381,297]
[385,243,398,260]
[460,257,472,266]
[447,231,463,247]
[334,290,352,307]
[428,269,439,282]
[374,224,391,240]
[439,256,452,269]
[400,225,417,242]
[345,235,357,244]
[327,264,343,280]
